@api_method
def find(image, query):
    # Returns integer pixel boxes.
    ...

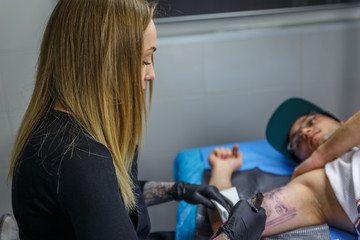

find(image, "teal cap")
[265,97,326,160]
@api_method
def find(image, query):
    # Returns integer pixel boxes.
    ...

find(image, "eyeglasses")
[287,111,317,153]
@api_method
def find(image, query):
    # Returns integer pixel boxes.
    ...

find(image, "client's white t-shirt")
[325,148,360,235]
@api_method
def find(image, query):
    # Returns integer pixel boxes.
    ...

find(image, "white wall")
[140,7,360,231]
[0,0,360,234]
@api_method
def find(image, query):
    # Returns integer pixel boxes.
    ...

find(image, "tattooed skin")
[262,188,297,227]
[142,181,174,206]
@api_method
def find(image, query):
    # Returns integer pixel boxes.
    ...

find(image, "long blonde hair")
[9,0,156,211]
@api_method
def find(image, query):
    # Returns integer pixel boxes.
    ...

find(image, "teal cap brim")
[265,97,325,160]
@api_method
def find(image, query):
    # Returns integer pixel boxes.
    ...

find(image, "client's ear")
[340,120,345,125]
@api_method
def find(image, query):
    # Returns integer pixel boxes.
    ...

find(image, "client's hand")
[170,181,233,213]
[215,195,266,240]
[208,145,243,173]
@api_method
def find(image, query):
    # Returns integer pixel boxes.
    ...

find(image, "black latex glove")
[216,193,266,240]
[170,181,233,213]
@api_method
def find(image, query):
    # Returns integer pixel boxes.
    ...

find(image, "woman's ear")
[340,120,345,125]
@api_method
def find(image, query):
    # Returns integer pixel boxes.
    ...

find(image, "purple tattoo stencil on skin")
[263,188,297,227]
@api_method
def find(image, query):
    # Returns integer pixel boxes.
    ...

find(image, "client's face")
[288,113,342,161]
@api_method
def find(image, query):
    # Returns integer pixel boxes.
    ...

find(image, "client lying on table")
[208,97,360,239]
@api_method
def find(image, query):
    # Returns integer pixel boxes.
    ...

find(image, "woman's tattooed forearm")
[142,181,174,206]
[262,188,297,227]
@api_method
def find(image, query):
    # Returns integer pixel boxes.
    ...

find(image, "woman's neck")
[53,102,70,113]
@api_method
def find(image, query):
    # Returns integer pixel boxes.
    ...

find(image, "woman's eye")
[143,61,151,66]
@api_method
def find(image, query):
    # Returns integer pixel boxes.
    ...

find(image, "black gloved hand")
[170,181,233,213]
[216,193,266,240]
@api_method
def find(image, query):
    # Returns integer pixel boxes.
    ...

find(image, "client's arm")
[208,146,266,239]
[208,147,354,237]
[207,145,242,232]
[293,110,360,178]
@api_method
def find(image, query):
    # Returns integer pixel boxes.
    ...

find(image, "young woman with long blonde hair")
[9,0,256,239]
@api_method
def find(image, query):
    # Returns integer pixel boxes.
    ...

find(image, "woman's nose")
[145,66,155,82]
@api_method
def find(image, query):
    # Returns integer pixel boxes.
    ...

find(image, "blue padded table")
[173,139,357,240]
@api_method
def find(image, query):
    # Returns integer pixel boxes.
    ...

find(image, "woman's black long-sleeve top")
[12,110,151,240]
